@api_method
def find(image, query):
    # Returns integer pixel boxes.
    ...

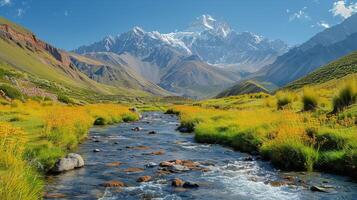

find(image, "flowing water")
[45,112,357,200]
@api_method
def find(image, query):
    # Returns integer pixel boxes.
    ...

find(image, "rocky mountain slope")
[0,17,159,101]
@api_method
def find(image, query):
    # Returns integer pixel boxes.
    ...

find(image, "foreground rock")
[171,178,199,188]
[183,182,199,188]
[172,178,184,187]
[100,180,125,187]
[137,176,152,182]
[52,153,84,173]
[157,160,210,175]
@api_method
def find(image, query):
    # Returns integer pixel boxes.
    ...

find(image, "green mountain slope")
[285,51,357,90]
[216,80,271,98]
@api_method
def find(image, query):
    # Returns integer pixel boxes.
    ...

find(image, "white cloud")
[0,0,11,6]
[330,0,357,19]
[16,8,24,17]
[286,9,290,13]
[317,21,330,28]
[64,10,69,17]
[289,7,311,21]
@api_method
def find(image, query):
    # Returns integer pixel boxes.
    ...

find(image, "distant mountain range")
[253,13,357,87]
[74,15,288,98]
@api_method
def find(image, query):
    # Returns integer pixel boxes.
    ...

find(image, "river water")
[45,112,357,200]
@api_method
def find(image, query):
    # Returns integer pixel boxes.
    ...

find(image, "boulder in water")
[137,176,152,182]
[132,127,142,131]
[183,182,199,188]
[52,153,84,173]
[100,180,125,187]
[172,178,184,187]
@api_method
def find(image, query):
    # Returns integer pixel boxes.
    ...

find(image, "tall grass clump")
[0,123,43,200]
[276,92,293,110]
[333,81,357,113]
[302,88,319,111]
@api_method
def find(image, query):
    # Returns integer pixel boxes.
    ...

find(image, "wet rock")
[177,127,189,133]
[114,142,119,144]
[269,181,287,187]
[123,167,144,173]
[310,185,330,193]
[283,176,295,182]
[137,176,152,182]
[106,162,122,167]
[43,193,67,198]
[183,182,199,188]
[93,149,101,152]
[132,127,142,131]
[94,140,100,143]
[148,131,157,134]
[172,178,184,187]
[147,150,165,155]
[145,162,158,168]
[100,180,125,187]
[51,153,84,173]
[157,169,172,176]
[159,161,174,167]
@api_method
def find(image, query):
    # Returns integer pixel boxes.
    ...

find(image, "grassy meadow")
[0,100,139,199]
[168,78,357,179]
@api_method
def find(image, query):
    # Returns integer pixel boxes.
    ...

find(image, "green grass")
[286,51,357,90]
[0,84,23,100]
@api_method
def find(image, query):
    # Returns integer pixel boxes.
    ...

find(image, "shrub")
[276,92,293,110]
[94,117,107,125]
[231,129,263,153]
[315,129,355,151]
[302,89,318,111]
[332,82,357,113]
[0,84,23,100]
[57,94,73,104]
[261,141,318,171]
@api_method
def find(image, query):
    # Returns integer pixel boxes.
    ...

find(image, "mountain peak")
[187,14,231,37]
[132,26,145,35]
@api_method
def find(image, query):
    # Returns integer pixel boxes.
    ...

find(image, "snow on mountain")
[74,14,288,73]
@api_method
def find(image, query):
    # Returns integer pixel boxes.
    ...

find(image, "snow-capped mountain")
[75,14,288,73]
[73,15,288,98]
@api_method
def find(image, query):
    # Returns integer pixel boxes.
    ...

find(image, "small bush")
[332,82,357,112]
[315,129,354,151]
[94,117,107,125]
[261,141,318,171]
[231,129,263,153]
[57,94,73,104]
[302,89,318,111]
[0,84,23,100]
[276,92,293,110]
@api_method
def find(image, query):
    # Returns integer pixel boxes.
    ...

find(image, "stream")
[45,112,357,200]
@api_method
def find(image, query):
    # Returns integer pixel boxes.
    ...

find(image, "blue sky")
[1,0,357,50]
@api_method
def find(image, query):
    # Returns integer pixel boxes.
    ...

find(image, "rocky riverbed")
[45,112,357,200]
